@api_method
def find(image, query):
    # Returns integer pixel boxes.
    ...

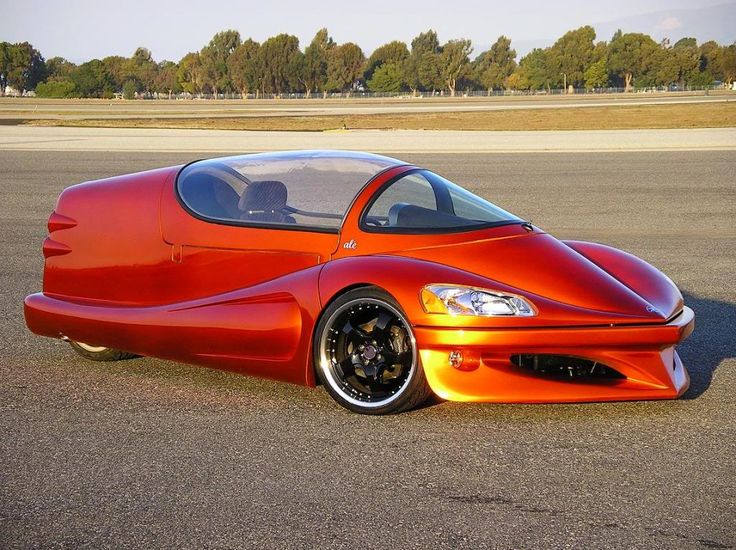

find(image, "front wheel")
[314,287,432,414]
[69,340,138,362]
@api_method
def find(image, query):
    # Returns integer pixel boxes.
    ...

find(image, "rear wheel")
[314,287,432,415]
[69,341,138,362]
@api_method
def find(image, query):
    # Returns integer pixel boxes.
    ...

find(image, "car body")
[24,150,694,414]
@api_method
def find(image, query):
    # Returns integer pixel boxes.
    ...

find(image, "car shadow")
[678,292,735,399]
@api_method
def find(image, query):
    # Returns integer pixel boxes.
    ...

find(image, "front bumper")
[415,306,694,403]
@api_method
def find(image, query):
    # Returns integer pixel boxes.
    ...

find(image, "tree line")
[1,27,735,99]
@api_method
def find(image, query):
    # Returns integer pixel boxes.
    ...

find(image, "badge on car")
[343,239,357,250]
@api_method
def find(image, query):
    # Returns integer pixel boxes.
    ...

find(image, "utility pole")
[562,73,567,93]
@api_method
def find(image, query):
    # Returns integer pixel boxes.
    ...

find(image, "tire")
[69,340,138,362]
[314,287,433,415]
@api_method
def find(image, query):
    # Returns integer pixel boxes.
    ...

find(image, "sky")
[1,0,734,63]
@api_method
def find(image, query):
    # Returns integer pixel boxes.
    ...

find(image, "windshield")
[177,150,403,231]
[362,169,522,232]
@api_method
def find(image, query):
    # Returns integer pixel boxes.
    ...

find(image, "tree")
[439,39,472,96]
[154,61,180,98]
[515,48,553,90]
[300,29,333,98]
[257,33,302,95]
[657,41,700,88]
[699,41,724,81]
[473,35,516,94]
[406,30,441,94]
[0,42,8,95]
[71,59,113,97]
[367,62,403,92]
[365,40,409,84]
[227,39,261,98]
[584,59,608,89]
[45,57,75,79]
[122,47,158,94]
[722,44,736,85]
[35,78,77,98]
[101,56,127,92]
[122,80,137,100]
[547,26,596,89]
[673,37,697,49]
[607,32,659,91]
[199,30,241,96]
[326,42,365,95]
[177,52,204,95]
[5,42,45,93]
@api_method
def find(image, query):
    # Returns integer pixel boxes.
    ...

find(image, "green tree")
[722,44,736,85]
[657,41,700,88]
[5,42,45,93]
[199,30,241,96]
[473,35,516,94]
[101,56,127,92]
[122,47,158,94]
[547,25,596,89]
[154,61,180,98]
[227,39,261,98]
[699,41,724,81]
[326,42,365,95]
[0,42,8,95]
[122,80,137,99]
[35,78,77,98]
[584,59,608,89]
[71,59,113,97]
[300,29,333,98]
[177,52,203,95]
[45,57,75,79]
[673,37,697,49]
[367,62,403,92]
[607,32,659,91]
[515,48,553,90]
[365,40,409,84]
[440,39,472,96]
[257,33,302,95]
[406,30,441,94]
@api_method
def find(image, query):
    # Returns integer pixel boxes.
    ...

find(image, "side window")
[449,186,496,222]
[363,169,521,232]
[364,173,438,227]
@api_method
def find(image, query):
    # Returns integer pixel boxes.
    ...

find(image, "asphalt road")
[1,150,734,549]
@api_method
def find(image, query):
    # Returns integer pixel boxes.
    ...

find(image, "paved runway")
[1,149,734,548]
[2,126,735,153]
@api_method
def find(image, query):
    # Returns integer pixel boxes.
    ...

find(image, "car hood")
[393,231,679,324]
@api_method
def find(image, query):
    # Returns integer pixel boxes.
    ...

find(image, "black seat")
[239,180,295,224]
[388,203,477,228]
[184,174,241,220]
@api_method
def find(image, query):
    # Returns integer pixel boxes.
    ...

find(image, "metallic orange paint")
[24,153,694,403]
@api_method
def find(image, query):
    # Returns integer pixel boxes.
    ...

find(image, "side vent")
[48,212,77,232]
[43,211,77,258]
[43,238,72,258]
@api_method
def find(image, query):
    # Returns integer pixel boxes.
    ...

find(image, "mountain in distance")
[594,1,736,45]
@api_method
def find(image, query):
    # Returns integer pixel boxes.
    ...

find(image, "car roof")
[195,150,407,182]
[176,150,410,232]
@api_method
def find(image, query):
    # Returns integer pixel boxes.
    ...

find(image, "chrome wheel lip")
[74,341,108,353]
[319,297,417,409]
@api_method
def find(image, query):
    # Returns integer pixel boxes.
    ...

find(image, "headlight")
[420,284,536,317]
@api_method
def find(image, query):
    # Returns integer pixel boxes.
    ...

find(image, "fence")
[134,84,730,101]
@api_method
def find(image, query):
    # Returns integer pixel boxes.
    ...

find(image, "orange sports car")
[24,150,694,414]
